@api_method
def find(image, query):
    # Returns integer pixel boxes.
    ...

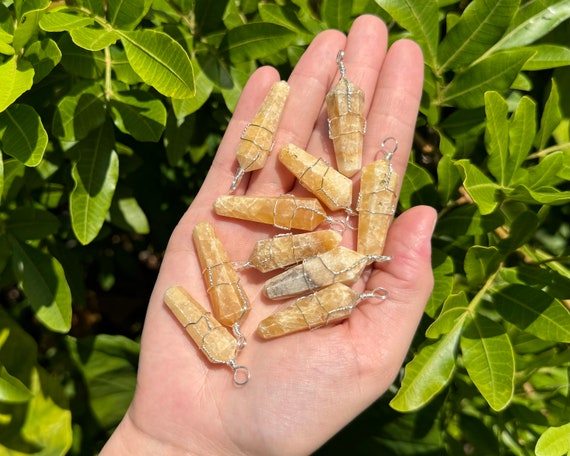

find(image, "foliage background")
[0,0,569,454]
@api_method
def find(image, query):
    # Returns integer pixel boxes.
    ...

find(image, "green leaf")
[12,1,49,52]
[70,26,120,51]
[492,0,570,52]
[110,90,167,142]
[535,422,570,456]
[0,104,47,166]
[109,46,142,85]
[109,195,150,234]
[321,0,353,30]
[390,322,463,412]
[258,3,314,40]
[1,158,25,203]
[39,10,94,32]
[436,154,461,203]
[455,159,501,214]
[0,29,14,55]
[508,95,537,169]
[426,292,469,338]
[121,29,195,99]
[172,59,214,120]
[500,265,570,301]
[497,210,538,253]
[464,245,502,287]
[374,0,439,69]
[440,49,534,109]
[522,44,570,70]
[506,184,570,205]
[525,151,568,189]
[0,365,33,403]
[535,79,561,150]
[0,56,34,113]
[70,121,119,245]
[23,37,62,84]
[425,249,455,318]
[493,284,570,343]
[220,22,297,63]
[398,161,439,210]
[461,313,514,411]
[485,91,510,185]
[67,334,138,429]
[436,204,504,237]
[437,0,520,72]
[52,81,106,142]
[10,237,72,333]
[58,33,105,79]
[6,207,60,240]
[108,0,152,30]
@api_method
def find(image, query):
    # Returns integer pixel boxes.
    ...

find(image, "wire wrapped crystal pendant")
[356,138,399,256]
[230,81,290,191]
[326,50,366,177]
[214,194,328,231]
[278,144,353,213]
[244,230,342,273]
[164,286,250,385]
[263,245,389,300]
[193,222,250,345]
[257,282,389,339]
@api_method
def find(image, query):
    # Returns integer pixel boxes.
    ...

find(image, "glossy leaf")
[535,79,561,150]
[321,0,353,30]
[436,204,504,237]
[221,22,296,63]
[23,37,62,84]
[437,0,519,71]
[398,161,439,210]
[436,154,461,203]
[121,29,195,99]
[493,284,570,343]
[461,313,514,411]
[5,207,60,240]
[0,56,34,113]
[258,3,314,39]
[109,195,150,234]
[426,292,469,338]
[535,422,570,456]
[110,90,166,142]
[506,185,570,205]
[525,151,567,189]
[70,27,120,51]
[108,0,152,30]
[440,49,534,109]
[500,265,570,301]
[12,1,49,52]
[375,0,439,69]
[390,322,463,412]
[522,44,570,70]
[70,122,119,245]
[508,95,536,170]
[485,91,510,185]
[10,237,72,333]
[39,10,94,32]
[425,249,455,318]
[0,103,47,166]
[455,159,501,214]
[464,245,502,287]
[0,365,33,403]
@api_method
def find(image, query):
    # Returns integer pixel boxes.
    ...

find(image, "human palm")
[102,15,436,456]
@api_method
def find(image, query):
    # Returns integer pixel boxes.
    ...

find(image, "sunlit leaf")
[493,284,570,343]
[455,159,501,214]
[0,365,33,403]
[39,10,94,32]
[70,121,119,245]
[70,26,120,51]
[500,265,570,301]
[461,313,514,411]
[258,3,314,40]
[534,79,561,150]
[426,292,469,338]
[506,184,570,205]
[485,91,510,185]
[0,104,47,166]
[535,422,570,456]
[321,0,353,30]
[110,90,167,142]
[12,1,49,52]
[121,29,195,99]
[0,56,34,113]
[508,95,536,169]
[522,44,570,70]
[108,0,152,30]
[436,204,504,237]
[109,194,150,234]
[398,161,439,210]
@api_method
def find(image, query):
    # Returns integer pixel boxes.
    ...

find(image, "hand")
[102,14,436,456]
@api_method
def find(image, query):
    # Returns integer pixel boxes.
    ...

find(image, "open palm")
[102,15,436,456]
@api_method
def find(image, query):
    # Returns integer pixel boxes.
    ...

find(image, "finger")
[348,205,437,388]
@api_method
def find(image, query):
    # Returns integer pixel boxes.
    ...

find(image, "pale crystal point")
[278,144,353,212]
[164,286,238,363]
[247,230,342,272]
[357,159,399,256]
[193,221,251,327]
[214,195,327,231]
[263,246,369,299]
[257,283,359,339]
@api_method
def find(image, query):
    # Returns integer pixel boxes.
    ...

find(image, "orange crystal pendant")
[193,222,251,328]
[257,283,359,339]
[356,159,399,256]
[214,194,327,231]
[164,286,250,385]
[263,246,370,299]
[230,81,290,191]
[246,230,342,273]
[278,144,353,212]
[326,51,366,178]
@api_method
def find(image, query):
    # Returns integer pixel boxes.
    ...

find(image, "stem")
[526,141,570,160]
[468,267,501,313]
[104,46,113,101]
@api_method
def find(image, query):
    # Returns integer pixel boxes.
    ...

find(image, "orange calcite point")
[193,222,250,327]
[278,144,353,212]
[164,286,238,363]
[263,246,369,299]
[247,230,342,273]
[357,159,399,256]
[326,78,365,177]
[231,81,290,190]
[214,195,327,231]
[257,283,359,339]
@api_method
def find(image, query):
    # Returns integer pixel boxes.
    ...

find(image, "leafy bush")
[0,0,569,454]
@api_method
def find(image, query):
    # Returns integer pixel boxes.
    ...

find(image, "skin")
[101,15,437,456]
